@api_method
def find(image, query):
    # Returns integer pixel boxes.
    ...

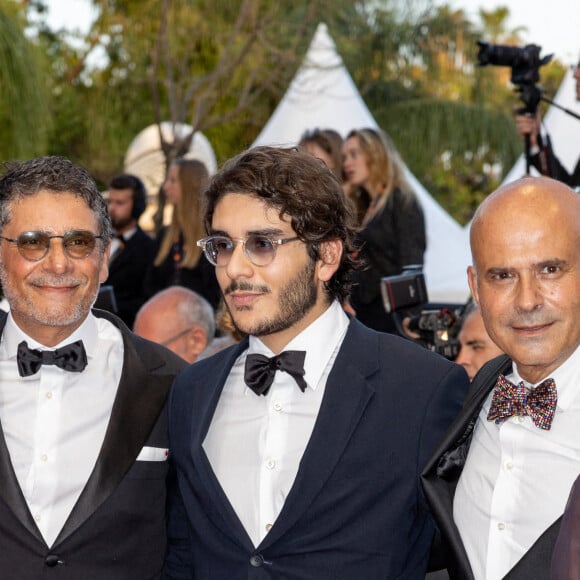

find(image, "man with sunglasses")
[164,146,469,579]
[0,156,186,579]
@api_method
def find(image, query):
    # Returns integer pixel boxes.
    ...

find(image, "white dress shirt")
[0,313,123,547]
[203,300,349,547]
[109,226,137,262]
[454,345,580,580]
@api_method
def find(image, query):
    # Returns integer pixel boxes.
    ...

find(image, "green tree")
[0,0,50,159]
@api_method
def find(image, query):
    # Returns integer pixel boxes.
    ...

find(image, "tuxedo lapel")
[422,355,512,580]
[189,339,257,551]
[0,312,46,544]
[53,311,175,546]
[260,319,376,549]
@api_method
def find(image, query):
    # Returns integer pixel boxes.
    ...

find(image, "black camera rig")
[477,41,580,174]
[381,267,464,361]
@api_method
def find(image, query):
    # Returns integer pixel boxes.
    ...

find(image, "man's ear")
[99,242,111,284]
[186,326,209,362]
[316,239,343,283]
[467,265,479,305]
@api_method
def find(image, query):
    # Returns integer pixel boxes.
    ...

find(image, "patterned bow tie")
[17,340,88,377]
[487,374,557,430]
[244,351,307,396]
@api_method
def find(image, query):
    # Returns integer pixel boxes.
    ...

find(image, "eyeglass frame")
[197,234,301,267]
[0,230,106,262]
[160,326,196,347]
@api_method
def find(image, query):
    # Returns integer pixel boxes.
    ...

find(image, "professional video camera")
[477,41,552,115]
[381,266,464,361]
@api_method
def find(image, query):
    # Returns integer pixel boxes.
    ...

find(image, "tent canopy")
[254,23,471,303]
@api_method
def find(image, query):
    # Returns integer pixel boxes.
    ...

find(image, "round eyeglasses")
[197,234,301,267]
[0,230,105,262]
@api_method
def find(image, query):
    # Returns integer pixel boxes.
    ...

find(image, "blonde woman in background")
[343,128,426,332]
[144,158,221,310]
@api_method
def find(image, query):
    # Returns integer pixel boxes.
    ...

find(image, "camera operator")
[515,61,580,187]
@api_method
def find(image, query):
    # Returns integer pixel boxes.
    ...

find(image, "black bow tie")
[17,340,88,377]
[244,351,307,396]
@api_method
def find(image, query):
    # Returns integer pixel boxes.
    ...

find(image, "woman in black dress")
[343,128,426,332]
[145,158,221,310]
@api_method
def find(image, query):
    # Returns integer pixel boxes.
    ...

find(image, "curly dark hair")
[203,146,360,303]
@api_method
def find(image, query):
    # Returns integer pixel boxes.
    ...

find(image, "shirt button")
[46,392,53,399]
[265,523,273,532]
[40,454,48,462]
[34,514,41,522]
[266,459,276,470]
[250,554,264,567]
[498,522,506,531]
[505,461,513,470]
[517,416,525,424]
[273,402,283,412]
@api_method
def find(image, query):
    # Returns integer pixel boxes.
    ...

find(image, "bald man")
[423,176,580,580]
[455,306,503,382]
[134,287,215,364]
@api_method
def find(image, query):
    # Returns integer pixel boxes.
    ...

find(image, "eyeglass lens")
[205,235,284,267]
[11,231,100,261]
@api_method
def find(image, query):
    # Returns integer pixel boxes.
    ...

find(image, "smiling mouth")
[512,322,553,334]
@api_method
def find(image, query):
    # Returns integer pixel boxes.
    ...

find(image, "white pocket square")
[136,446,169,462]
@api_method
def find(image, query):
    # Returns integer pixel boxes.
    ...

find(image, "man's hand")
[515,110,542,149]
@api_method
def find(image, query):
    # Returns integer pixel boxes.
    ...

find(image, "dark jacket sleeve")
[353,187,426,305]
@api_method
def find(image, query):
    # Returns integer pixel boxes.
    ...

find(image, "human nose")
[224,240,253,279]
[42,239,70,273]
[514,272,542,312]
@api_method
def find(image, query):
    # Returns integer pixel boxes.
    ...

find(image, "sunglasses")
[0,230,105,262]
[197,234,301,267]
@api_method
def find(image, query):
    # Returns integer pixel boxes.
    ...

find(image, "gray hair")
[0,156,112,247]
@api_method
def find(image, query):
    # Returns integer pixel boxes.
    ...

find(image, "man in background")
[455,304,503,381]
[103,173,155,327]
[134,286,215,364]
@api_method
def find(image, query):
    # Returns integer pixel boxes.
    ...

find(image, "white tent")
[501,68,580,185]
[253,23,471,303]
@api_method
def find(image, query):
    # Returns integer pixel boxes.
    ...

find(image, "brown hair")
[154,158,208,268]
[345,128,413,223]
[298,128,344,180]
[203,146,360,303]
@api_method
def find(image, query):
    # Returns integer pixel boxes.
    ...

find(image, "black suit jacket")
[104,227,156,327]
[422,355,564,580]
[0,308,187,579]
[165,317,469,579]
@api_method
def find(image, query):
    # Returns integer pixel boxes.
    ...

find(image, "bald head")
[467,176,580,383]
[134,287,215,364]
[470,176,580,268]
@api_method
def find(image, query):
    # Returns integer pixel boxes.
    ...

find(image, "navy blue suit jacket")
[165,317,469,580]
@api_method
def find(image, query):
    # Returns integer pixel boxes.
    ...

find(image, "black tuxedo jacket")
[422,355,563,580]
[104,227,156,327]
[165,317,469,579]
[0,308,186,579]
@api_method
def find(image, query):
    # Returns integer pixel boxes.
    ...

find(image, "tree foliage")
[1,0,569,223]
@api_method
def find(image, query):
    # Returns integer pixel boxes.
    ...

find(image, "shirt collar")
[511,343,580,410]
[117,226,137,241]
[247,300,349,392]
[2,312,99,360]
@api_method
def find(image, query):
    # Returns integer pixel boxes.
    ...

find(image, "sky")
[46,0,579,65]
